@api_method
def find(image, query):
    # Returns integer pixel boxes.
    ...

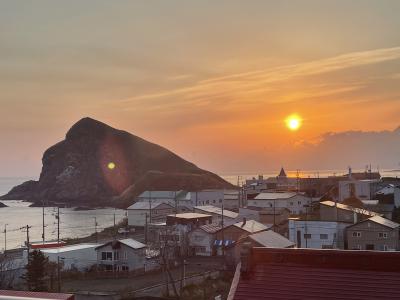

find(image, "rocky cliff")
[0,118,234,208]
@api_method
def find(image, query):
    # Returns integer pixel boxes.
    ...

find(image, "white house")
[95,239,147,272]
[40,243,100,271]
[127,202,174,227]
[339,180,380,202]
[248,192,312,215]
[288,219,349,249]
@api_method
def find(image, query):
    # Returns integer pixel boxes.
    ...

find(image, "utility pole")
[221,204,225,256]
[145,213,148,244]
[273,199,276,232]
[42,199,45,243]
[94,217,98,243]
[21,225,32,259]
[57,256,61,292]
[3,224,7,254]
[56,207,60,243]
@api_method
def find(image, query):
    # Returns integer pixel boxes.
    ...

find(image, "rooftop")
[96,238,146,250]
[233,220,269,233]
[320,200,381,217]
[194,205,238,219]
[40,243,100,254]
[229,248,400,300]
[352,215,400,229]
[254,192,298,200]
[248,231,295,248]
[168,212,212,219]
[127,201,173,210]
[198,223,224,234]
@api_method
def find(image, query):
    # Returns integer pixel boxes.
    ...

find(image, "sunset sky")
[1,0,400,177]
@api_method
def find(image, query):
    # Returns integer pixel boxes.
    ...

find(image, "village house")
[248,192,312,215]
[319,200,381,223]
[288,218,349,249]
[194,205,238,225]
[225,230,295,267]
[95,239,146,272]
[215,219,269,243]
[40,243,100,271]
[339,179,380,202]
[346,215,400,251]
[188,223,223,256]
[127,202,175,227]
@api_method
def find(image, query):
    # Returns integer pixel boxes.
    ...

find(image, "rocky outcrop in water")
[0,118,234,208]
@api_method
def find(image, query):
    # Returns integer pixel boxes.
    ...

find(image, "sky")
[1,0,400,177]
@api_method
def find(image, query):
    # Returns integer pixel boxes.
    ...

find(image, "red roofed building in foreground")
[0,290,74,300]
[228,247,400,300]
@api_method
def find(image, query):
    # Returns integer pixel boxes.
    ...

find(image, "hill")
[0,118,234,208]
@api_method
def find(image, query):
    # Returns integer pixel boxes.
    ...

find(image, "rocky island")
[0,117,235,208]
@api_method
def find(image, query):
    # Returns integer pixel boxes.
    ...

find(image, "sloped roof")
[194,205,238,219]
[320,200,381,217]
[278,167,287,177]
[198,223,223,234]
[349,215,400,230]
[41,243,100,254]
[248,231,294,248]
[96,238,146,251]
[233,220,269,233]
[168,213,212,219]
[254,192,298,200]
[127,201,173,210]
[230,248,400,300]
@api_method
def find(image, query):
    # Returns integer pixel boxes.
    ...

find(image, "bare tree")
[0,255,17,289]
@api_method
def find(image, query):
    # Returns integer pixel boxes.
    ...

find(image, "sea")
[1,169,400,251]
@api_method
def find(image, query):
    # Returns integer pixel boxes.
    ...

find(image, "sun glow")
[107,162,116,170]
[285,115,302,131]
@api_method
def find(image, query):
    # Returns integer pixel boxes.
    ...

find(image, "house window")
[269,203,273,208]
[352,232,361,237]
[304,234,311,239]
[101,252,113,261]
[379,244,389,251]
[352,245,361,250]
[298,201,301,205]
[121,265,129,271]
[123,251,128,260]
[320,234,328,240]
[378,232,388,239]
[114,252,119,260]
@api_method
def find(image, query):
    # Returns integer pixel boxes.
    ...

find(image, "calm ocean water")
[1,169,399,250]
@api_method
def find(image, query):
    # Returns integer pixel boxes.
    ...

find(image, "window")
[320,234,328,240]
[352,232,361,237]
[123,251,128,260]
[378,232,388,238]
[298,201,301,205]
[352,245,361,250]
[121,265,129,271]
[101,252,113,261]
[114,252,119,260]
[269,203,273,207]
[304,234,311,239]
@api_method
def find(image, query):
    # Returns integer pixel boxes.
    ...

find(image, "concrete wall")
[43,246,98,271]
[248,194,311,214]
[347,221,399,251]
[289,220,348,249]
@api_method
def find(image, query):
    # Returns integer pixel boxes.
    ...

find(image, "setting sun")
[286,115,302,131]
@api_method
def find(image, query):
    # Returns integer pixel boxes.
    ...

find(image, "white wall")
[289,220,348,249]
[128,209,148,226]
[188,229,214,256]
[248,195,311,214]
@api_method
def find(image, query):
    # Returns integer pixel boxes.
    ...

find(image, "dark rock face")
[0,117,234,207]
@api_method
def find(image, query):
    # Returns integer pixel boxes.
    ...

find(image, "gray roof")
[248,231,295,248]
[233,220,269,233]
[127,201,173,210]
[96,238,146,250]
[194,205,238,219]
[368,216,400,229]
[320,201,381,217]
[254,192,298,200]
[168,213,212,219]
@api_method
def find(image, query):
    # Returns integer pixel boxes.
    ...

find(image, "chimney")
[242,217,247,227]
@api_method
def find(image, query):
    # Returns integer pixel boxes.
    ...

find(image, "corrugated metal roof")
[168,213,212,219]
[233,220,269,233]
[248,231,295,248]
[199,223,223,234]
[0,290,74,300]
[233,263,400,300]
[320,200,381,217]
[119,238,146,249]
[127,201,172,210]
[194,205,238,219]
[367,215,399,229]
[41,243,100,254]
[254,192,297,200]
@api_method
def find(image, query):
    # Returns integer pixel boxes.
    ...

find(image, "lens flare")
[107,162,116,170]
[285,114,302,131]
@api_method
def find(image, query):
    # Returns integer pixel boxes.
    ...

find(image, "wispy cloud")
[117,46,400,108]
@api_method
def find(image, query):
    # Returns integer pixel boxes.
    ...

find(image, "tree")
[25,250,48,291]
